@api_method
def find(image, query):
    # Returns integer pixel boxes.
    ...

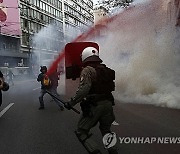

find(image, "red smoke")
[46,7,131,76]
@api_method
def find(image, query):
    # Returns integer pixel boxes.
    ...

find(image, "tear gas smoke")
[49,0,180,109]
[91,0,180,109]
[32,24,64,69]
[32,24,85,93]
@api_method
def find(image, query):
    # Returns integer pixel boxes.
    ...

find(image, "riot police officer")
[65,47,118,154]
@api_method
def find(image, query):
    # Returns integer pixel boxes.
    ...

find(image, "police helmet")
[81,47,102,63]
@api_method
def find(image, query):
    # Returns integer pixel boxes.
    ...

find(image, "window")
[22,32,28,45]
[47,5,50,13]
[40,1,43,9]
[57,1,62,10]
[60,12,62,18]
[40,14,44,20]
[42,2,46,10]
[33,0,36,6]
[77,5,80,11]
[24,19,28,28]
[31,22,34,32]
[36,0,39,7]
[2,43,6,49]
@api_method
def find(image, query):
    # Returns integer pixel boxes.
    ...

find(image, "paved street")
[0,79,180,154]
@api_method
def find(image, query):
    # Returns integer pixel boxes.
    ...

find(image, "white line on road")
[33,87,40,91]
[0,103,14,118]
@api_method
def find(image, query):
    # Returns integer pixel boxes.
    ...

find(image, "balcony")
[0,48,28,58]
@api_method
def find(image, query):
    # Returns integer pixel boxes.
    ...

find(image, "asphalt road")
[0,79,180,154]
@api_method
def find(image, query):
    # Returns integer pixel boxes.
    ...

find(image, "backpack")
[90,64,115,94]
[0,78,3,89]
[42,75,52,88]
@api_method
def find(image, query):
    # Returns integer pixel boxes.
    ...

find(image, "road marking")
[0,103,14,118]
[112,121,119,126]
[33,87,40,91]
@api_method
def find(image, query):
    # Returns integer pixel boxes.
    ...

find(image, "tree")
[95,0,134,13]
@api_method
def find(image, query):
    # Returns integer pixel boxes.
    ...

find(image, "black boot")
[39,106,44,110]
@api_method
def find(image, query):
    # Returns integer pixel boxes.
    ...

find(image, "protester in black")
[0,71,4,107]
[37,66,64,110]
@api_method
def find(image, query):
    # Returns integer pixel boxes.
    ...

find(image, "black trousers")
[0,90,2,106]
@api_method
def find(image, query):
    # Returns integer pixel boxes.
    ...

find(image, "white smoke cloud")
[89,0,180,109]
[32,24,67,69]
[133,0,151,5]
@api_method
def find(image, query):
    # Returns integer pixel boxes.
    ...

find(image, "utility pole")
[20,4,32,76]
[62,0,66,44]
[27,5,32,76]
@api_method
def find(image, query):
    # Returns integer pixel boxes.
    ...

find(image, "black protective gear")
[68,61,118,153]
[64,102,72,110]
[75,130,102,154]
[89,64,115,95]
[80,99,93,117]
[39,106,45,110]
[0,71,3,106]
[2,82,9,91]
[0,90,2,107]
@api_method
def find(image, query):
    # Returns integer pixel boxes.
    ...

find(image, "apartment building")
[0,0,23,69]
[63,0,94,41]
[19,0,94,69]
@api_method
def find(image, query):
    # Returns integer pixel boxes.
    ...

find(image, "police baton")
[45,90,80,114]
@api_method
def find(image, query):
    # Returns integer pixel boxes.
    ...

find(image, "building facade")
[93,6,108,25]
[63,0,94,41]
[19,0,94,73]
[0,0,25,69]
[1,0,94,76]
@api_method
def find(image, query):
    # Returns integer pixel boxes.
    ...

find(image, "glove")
[64,102,72,110]
[64,98,76,110]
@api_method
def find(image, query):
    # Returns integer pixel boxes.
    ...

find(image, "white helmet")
[81,47,102,63]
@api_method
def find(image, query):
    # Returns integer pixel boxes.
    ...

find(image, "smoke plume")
[48,0,180,109]
[90,0,180,108]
